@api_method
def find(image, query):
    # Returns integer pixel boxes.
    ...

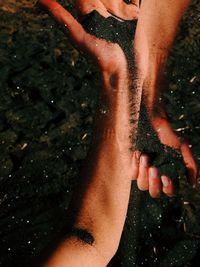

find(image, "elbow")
[94,234,121,265]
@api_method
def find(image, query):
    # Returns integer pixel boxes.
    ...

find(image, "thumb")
[181,143,198,188]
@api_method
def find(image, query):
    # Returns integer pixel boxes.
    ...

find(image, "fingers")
[38,0,113,60]
[161,175,174,197]
[132,154,174,198]
[38,0,85,44]
[180,143,198,188]
[97,0,139,20]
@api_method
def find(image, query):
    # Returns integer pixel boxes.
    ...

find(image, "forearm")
[139,0,191,52]
[69,73,133,259]
[135,0,191,111]
[38,1,140,265]
[42,72,135,266]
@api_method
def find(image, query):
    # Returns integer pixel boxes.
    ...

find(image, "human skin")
[134,0,197,190]
[36,0,196,265]
[90,0,197,194]
[37,0,141,266]
[75,0,140,20]
[75,0,175,197]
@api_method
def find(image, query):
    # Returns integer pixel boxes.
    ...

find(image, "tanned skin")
[36,0,196,266]
[75,0,197,199]
[134,0,197,191]
[37,1,141,266]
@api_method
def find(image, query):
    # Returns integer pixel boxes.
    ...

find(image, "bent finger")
[161,175,174,197]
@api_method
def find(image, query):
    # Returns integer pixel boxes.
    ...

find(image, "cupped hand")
[151,116,198,188]
[131,114,198,198]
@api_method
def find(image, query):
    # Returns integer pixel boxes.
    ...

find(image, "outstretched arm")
[37,1,140,266]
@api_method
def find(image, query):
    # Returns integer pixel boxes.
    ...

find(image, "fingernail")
[149,167,158,179]
[140,155,148,167]
[161,176,169,187]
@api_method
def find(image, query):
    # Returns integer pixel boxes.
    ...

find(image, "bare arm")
[137,0,191,108]
[42,74,135,267]
[133,0,197,187]
[37,1,140,266]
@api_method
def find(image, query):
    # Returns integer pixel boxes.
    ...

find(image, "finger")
[161,175,174,197]
[181,143,198,188]
[131,151,141,180]
[137,155,149,190]
[38,0,85,44]
[149,167,162,198]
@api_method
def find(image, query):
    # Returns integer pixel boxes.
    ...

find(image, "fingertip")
[161,175,174,197]
[149,183,161,198]
[137,179,149,191]
[149,190,161,199]
[152,194,161,199]
[161,175,170,187]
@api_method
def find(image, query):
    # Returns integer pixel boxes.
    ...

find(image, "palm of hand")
[39,0,129,75]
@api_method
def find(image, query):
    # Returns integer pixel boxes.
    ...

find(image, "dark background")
[0,0,200,266]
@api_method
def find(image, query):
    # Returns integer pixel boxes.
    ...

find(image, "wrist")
[100,70,129,99]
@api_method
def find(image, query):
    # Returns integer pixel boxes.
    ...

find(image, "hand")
[76,0,139,20]
[131,152,174,198]
[38,0,134,76]
[131,114,198,199]
[151,115,198,188]
[38,1,173,200]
